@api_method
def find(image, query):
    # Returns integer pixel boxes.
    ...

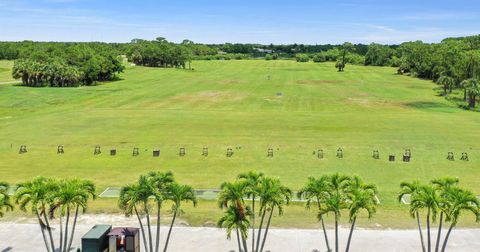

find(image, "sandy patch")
[297,80,346,85]
[163,91,248,104]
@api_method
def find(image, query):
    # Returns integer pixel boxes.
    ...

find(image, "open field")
[1,60,479,228]
[0,60,15,83]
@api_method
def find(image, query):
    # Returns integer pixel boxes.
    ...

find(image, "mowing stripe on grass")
[98,187,383,203]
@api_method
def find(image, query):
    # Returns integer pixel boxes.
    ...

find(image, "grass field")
[0,60,479,228]
[0,60,15,83]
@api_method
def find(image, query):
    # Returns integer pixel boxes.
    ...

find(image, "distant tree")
[337,42,354,71]
[312,53,327,63]
[436,76,456,96]
[295,54,310,62]
[365,43,395,66]
[461,78,480,108]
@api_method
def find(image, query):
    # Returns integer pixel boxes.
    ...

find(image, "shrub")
[312,53,327,63]
[296,54,310,62]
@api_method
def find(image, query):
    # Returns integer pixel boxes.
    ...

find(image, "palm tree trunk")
[63,206,70,252]
[435,212,443,252]
[427,207,431,252]
[155,202,161,252]
[145,204,154,252]
[440,224,455,252]
[67,206,79,251]
[255,208,267,252]
[42,207,56,252]
[416,211,427,252]
[135,206,150,252]
[320,216,332,252]
[163,210,177,252]
[251,196,255,252]
[317,200,331,252]
[242,235,248,252]
[35,210,51,252]
[335,214,339,252]
[260,208,274,252]
[345,217,356,252]
[236,228,242,252]
[59,214,63,252]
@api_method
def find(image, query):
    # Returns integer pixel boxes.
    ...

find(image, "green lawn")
[0,60,479,228]
[0,60,15,83]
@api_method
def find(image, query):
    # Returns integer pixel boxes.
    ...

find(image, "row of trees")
[362,35,480,109]
[399,178,480,252]
[217,172,378,252]
[0,177,96,252]
[1,173,479,252]
[10,43,124,87]
[118,171,197,252]
[292,43,365,72]
[127,38,194,69]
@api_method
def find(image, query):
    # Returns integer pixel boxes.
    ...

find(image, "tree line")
[0,172,479,252]
[2,35,480,104]
[127,38,194,69]
[364,35,480,109]
[8,42,125,87]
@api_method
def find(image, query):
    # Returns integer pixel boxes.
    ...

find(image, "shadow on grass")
[9,77,124,88]
[404,101,457,113]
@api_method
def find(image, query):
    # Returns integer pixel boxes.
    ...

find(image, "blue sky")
[0,0,479,44]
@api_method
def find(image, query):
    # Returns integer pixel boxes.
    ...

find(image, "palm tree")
[319,173,351,252]
[436,76,456,95]
[238,171,264,251]
[218,205,252,252]
[399,181,426,252]
[163,183,197,252]
[431,178,459,252]
[440,187,480,252]
[411,186,441,252]
[218,181,247,209]
[0,182,13,217]
[15,177,58,252]
[218,181,249,251]
[297,176,332,252]
[257,178,291,252]
[344,177,378,252]
[48,179,96,252]
[119,181,153,252]
[148,171,175,252]
[461,78,480,108]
